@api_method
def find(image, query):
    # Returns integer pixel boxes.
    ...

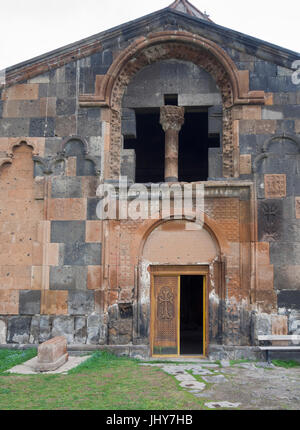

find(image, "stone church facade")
[0,0,300,358]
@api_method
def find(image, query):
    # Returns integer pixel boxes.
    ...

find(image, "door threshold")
[151,355,207,360]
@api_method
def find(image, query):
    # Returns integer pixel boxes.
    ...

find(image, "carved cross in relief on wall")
[157,287,175,320]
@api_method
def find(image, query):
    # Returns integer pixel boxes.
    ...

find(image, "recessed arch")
[253,134,300,173]
[137,212,229,261]
[6,138,39,158]
[80,31,265,181]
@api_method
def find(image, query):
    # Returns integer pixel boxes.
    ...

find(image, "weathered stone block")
[36,336,68,372]
[29,315,40,344]
[87,198,100,220]
[274,265,300,291]
[270,242,300,266]
[253,312,271,337]
[19,290,41,315]
[29,118,55,137]
[41,290,68,315]
[7,316,31,344]
[74,317,87,344]
[63,243,102,266]
[39,315,51,343]
[56,98,76,116]
[271,315,288,335]
[51,221,86,243]
[51,177,82,199]
[89,136,103,157]
[86,221,102,243]
[0,118,30,137]
[121,108,137,138]
[87,266,102,290]
[48,198,87,220]
[240,154,252,175]
[276,120,295,134]
[121,149,136,183]
[278,291,300,311]
[64,63,77,83]
[68,291,95,315]
[55,115,77,137]
[208,148,222,178]
[52,316,74,344]
[77,108,102,136]
[262,107,283,120]
[50,266,87,290]
[87,313,106,345]
[288,310,300,335]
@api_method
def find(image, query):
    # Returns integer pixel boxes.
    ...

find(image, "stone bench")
[258,335,300,364]
[36,336,68,372]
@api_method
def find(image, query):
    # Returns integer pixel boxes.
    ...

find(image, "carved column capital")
[160,105,185,132]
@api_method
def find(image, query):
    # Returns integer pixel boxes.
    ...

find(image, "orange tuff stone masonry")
[0,144,44,313]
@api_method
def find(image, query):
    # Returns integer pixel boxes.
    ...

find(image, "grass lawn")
[0,350,207,410]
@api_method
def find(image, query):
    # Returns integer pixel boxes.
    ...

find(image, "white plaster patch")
[209,290,220,305]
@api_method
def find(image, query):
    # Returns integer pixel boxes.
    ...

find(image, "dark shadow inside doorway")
[180,275,203,355]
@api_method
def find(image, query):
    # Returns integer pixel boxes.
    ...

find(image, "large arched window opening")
[122,60,222,184]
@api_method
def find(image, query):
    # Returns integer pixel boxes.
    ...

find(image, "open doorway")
[180,275,204,355]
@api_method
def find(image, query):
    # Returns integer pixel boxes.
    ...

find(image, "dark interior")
[124,110,165,183]
[124,109,220,183]
[180,275,203,355]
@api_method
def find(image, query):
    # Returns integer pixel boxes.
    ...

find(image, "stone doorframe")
[79,30,266,179]
[134,213,228,348]
[149,265,209,358]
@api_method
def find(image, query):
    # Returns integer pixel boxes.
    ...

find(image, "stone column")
[160,105,185,182]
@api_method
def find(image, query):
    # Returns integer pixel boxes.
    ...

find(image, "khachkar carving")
[157,287,175,320]
[264,174,286,199]
[258,200,282,242]
[160,106,185,182]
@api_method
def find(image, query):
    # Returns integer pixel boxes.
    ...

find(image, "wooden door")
[151,275,180,356]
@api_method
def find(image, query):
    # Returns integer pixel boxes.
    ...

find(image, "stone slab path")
[139,361,300,410]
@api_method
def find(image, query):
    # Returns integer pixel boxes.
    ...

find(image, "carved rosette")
[160,106,185,132]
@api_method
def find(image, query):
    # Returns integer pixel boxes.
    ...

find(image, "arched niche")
[79,31,265,180]
[142,219,218,264]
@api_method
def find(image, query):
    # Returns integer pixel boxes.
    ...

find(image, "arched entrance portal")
[142,219,219,357]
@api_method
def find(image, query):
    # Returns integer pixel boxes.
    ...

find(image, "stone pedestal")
[160,105,185,182]
[35,336,68,372]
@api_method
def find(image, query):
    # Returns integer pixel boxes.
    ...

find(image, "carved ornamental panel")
[152,276,179,355]
[264,174,286,199]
